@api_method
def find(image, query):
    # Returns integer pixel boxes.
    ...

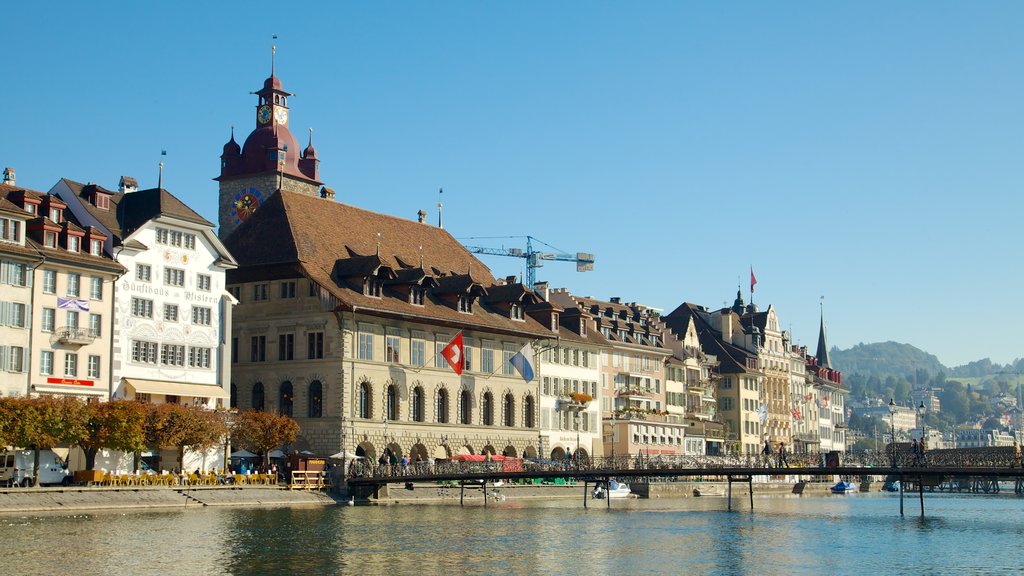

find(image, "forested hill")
[830,342,946,378]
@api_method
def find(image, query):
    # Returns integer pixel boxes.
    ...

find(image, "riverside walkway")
[345,447,1024,515]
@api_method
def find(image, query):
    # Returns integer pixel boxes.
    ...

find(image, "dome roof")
[241,124,302,175]
[304,142,318,159]
[263,75,283,92]
[222,133,241,156]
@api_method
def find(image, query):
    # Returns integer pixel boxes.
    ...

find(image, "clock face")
[257,105,272,125]
[232,187,264,223]
[274,106,288,125]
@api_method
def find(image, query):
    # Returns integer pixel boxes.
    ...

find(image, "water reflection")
[0,494,1021,575]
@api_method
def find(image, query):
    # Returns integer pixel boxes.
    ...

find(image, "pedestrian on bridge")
[1013,441,1021,468]
[778,442,789,468]
[762,441,772,468]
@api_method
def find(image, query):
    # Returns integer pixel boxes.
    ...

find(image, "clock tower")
[217,63,323,239]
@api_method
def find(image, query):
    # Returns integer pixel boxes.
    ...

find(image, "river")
[1,492,1020,575]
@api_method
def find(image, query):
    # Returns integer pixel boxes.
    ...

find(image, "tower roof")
[816,313,832,369]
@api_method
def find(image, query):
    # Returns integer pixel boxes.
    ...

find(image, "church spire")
[816,300,832,369]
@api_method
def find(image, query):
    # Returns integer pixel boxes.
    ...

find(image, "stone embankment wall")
[0,486,339,513]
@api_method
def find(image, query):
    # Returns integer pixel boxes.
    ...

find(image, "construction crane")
[460,235,595,287]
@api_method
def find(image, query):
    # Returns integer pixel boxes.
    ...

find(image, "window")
[524,396,535,428]
[64,353,78,377]
[44,232,56,248]
[434,340,446,369]
[231,337,238,363]
[481,347,494,373]
[131,298,153,318]
[411,387,425,422]
[0,302,26,328]
[88,313,101,337]
[510,303,523,320]
[0,218,21,243]
[40,351,53,375]
[502,347,515,376]
[386,385,398,420]
[41,308,55,332]
[164,304,179,322]
[460,390,472,424]
[1,261,27,286]
[410,286,425,305]
[386,335,400,363]
[410,339,425,367]
[358,332,373,360]
[482,392,494,426]
[504,394,515,427]
[131,340,158,364]
[307,332,324,359]
[90,240,102,256]
[136,264,151,282]
[358,382,371,419]
[251,336,266,362]
[363,277,382,298]
[89,277,102,300]
[67,273,80,296]
[307,381,323,418]
[49,207,61,222]
[279,281,295,298]
[2,346,24,372]
[191,306,212,326]
[278,333,294,361]
[279,381,293,417]
[458,296,472,313]
[164,268,184,287]
[252,382,265,411]
[436,388,449,423]
[253,284,268,301]
[228,286,241,300]
[155,228,196,249]
[88,355,100,379]
[66,310,79,329]
[42,270,56,293]
[68,236,80,252]
[464,345,473,372]
[197,274,211,291]
[160,344,185,366]
[188,347,211,368]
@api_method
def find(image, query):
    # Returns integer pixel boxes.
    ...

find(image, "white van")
[0,450,71,487]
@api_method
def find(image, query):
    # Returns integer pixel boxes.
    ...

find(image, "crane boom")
[460,235,594,287]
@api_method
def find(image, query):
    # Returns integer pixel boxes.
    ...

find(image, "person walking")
[761,440,772,468]
[1013,440,1022,468]
[778,442,789,468]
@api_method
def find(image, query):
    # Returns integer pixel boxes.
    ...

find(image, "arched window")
[230,383,237,409]
[252,382,264,411]
[482,391,494,426]
[460,390,472,425]
[386,384,398,421]
[411,386,425,422]
[358,382,371,419]
[436,388,449,423]
[504,393,515,427]
[308,380,323,418]
[524,395,535,428]
[279,381,293,416]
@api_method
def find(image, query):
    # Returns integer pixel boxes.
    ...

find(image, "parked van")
[0,450,71,487]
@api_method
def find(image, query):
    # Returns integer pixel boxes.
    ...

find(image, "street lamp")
[887,398,897,468]
[574,410,581,462]
[917,401,926,449]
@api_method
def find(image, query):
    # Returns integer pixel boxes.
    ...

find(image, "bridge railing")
[345,447,1020,481]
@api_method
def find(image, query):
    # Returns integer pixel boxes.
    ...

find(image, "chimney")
[2,167,14,186]
[721,312,732,342]
[609,297,621,304]
[319,186,335,200]
[505,275,517,285]
[533,281,549,301]
[417,209,426,223]
[119,176,138,193]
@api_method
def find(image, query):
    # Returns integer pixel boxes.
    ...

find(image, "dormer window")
[458,295,472,313]
[579,318,587,337]
[410,286,425,306]
[67,236,80,253]
[44,232,57,248]
[602,327,612,338]
[94,194,110,210]
[551,313,559,332]
[618,329,628,341]
[49,208,61,223]
[0,218,21,243]
[25,204,36,215]
[364,277,383,298]
[90,240,102,256]
[510,303,524,321]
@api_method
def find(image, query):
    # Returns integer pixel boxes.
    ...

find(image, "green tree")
[231,410,300,467]
[8,396,89,486]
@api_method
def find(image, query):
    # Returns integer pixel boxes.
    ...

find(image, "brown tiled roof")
[663,303,753,375]
[59,178,212,240]
[225,191,551,338]
[0,196,26,216]
[549,290,670,353]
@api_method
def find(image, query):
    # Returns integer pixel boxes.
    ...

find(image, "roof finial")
[437,187,443,229]
[419,245,424,268]
[308,127,313,147]
[376,232,382,256]
[271,38,277,77]
[158,162,164,190]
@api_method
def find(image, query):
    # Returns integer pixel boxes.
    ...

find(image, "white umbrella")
[300,450,315,455]
[230,449,257,458]
[268,449,286,458]
[329,451,363,460]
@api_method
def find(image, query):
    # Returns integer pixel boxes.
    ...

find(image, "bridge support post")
[460,481,465,507]
[727,475,732,511]
[483,479,488,508]
[583,480,588,509]
[919,477,925,516]
[606,476,611,509]
[898,473,904,516]
[748,477,754,510]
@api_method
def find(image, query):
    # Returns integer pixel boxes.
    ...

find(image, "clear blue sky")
[6,2,1023,367]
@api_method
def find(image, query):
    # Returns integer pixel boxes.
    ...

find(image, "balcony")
[559,392,592,410]
[616,387,655,400]
[55,327,96,346]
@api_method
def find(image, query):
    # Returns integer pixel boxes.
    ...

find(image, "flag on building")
[792,407,802,421]
[57,297,89,311]
[757,403,768,424]
[750,267,757,294]
[509,342,535,382]
[440,332,464,375]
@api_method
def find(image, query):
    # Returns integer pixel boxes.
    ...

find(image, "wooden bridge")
[344,447,1024,515]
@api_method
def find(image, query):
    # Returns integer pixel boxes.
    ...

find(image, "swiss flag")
[750,267,757,294]
[440,332,464,375]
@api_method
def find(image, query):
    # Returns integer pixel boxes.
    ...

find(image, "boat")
[593,480,631,499]
[692,486,723,497]
[830,481,856,494]
[881,480,900,492]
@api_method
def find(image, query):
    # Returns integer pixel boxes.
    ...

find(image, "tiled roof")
[59,178,212,240]
[225,190,552,338]
[663,303,752,374]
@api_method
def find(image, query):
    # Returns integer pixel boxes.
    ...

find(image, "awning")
[124,378,230,399]
[32,384,107,397]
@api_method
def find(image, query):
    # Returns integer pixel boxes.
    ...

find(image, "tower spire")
[271,44,276,77]
[816,296,832,369]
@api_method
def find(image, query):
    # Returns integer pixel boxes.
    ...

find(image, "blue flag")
[509,343,535,382]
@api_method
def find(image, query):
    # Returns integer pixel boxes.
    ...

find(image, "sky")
[5,2,1023,367]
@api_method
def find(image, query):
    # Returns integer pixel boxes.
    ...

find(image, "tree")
[144,403,227,472]
[78,400,147,471]
[231,410,300,467]
[8,396,88,486]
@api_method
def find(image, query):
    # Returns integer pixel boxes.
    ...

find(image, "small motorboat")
[693,487,723,497]
[593,480,631,499]
[881,480,900,492]
[830,481,856,494]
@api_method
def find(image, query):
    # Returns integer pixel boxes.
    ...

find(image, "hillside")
[830,342,946,379]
